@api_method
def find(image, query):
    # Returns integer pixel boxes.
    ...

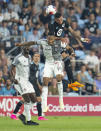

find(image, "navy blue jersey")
[29,62,39,81]
[48,19,69,37]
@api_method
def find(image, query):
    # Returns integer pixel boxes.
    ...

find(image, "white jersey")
[37,39,54,63]
[12,53,31,80]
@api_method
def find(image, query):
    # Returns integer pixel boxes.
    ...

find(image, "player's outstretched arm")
[68,27,90,43]
[15,41,37,47]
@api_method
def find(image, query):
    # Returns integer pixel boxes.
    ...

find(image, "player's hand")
[81,38,91,43]
[61,52,69,59]
[15,43,22,47]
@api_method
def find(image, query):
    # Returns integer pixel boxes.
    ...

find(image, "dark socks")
[63,56,75,83]
[37,102,42,117]
[13,100,24,114]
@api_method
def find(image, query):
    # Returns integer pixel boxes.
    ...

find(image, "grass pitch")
[0,116,101,131]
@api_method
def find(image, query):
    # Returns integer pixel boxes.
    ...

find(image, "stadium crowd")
[0,0,101,96]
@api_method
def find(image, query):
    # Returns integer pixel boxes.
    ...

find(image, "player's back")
[38,39,54,63]
[13,53,31,80]
[48,19,69,37]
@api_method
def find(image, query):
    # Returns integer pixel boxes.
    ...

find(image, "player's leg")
[54,61,64,109]
[42,77,50,113]
[42,63,53,114]
[62,52,75,83]
[32,82,48,120]
[10,98,24,120]
[37,97,48,120]
[23,93,39,125]
[10,84,24,120]
[56,74,64,109]
[62,52,84,90]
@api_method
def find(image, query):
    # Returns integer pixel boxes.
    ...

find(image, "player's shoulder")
[14,53,22,60]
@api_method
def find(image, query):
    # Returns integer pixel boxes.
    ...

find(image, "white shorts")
[14,78,35,95]
[43,61,64,78]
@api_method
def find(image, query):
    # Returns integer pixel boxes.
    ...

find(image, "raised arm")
[68,27,90,43]
[15,41,37,47]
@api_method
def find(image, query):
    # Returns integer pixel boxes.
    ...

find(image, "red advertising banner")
[0,96,101,116]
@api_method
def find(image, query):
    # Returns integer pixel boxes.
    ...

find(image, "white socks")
[24,103,31,121]
[41,86,48,113]
[57,81,64,103]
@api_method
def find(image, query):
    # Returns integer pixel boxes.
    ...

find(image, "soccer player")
[15,36,65,113]
[48,12,89,87]
[11,52,48,120]
[11,47,39,125]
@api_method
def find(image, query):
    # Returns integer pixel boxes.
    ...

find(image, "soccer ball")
[46,5,56,15]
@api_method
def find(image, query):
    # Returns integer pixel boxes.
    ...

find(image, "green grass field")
[0,116,101,131]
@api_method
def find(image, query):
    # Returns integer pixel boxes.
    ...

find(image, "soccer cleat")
[26,120,39,125]
[59,100,64,110]
[10,114,18,120]
[71,81,84,87]
[18,114,26,125]
[38,116,48,120]
[68,84,79,91]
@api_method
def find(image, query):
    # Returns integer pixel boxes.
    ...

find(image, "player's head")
[55,12,63,25]
[32,52,40,63]
[22,46,30,55]
[47,35,55,44]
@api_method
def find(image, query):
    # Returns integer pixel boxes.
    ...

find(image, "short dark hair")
[55,12,62,19]
[33,52,40,56]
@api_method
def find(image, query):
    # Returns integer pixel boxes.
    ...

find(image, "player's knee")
[43,77,49,86]
[29,93,37,103]
[22,94,30,103]
[56,75,63,82]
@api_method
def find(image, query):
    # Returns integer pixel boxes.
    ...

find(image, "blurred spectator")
[0,20,10,41]
[66,7,78,23]
[81,0,96,19]
[3,7,19,27]
[94,0,101,17]
[84,49,100,73]
[2,65,9,81]
[0,85,4,95]
[85,69,96,95]
[69,21,83,49]
[69,0,82,15]
[30,7,40,26]
[39,7,51,25]
[0,70,5,87]
[27,27,41,52]
[23,24,32,41]
[27,27,41,42]
[85,13,99,36]
[8,0,21,13]
[0,7,4,23]
[3,78,16,96]
[77,64,88,85]
[77,64,96,95]
[0,49,8,68]
[11,23,19,36]
[94,72,101,95]
[19,4,31,25]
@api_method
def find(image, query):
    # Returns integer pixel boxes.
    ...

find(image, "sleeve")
[37,40,42,45]
[48,23,54,35]
[12,57,19,66]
